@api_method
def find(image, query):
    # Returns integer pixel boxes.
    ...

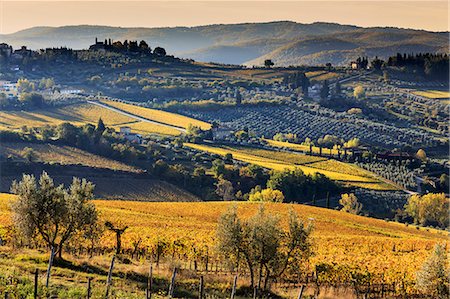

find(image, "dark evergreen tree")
[96,118,106,133]
[320,80,330,100]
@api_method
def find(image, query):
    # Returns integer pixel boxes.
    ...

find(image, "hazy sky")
[0,1,448,34]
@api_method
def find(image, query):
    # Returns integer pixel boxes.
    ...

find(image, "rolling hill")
[1,21,447,66]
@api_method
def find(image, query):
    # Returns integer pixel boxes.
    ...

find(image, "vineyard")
[356,160,419,191]
[185,143,396,190]
[0,103,183,136]
[98,99,211,130]
[265,139,342,156]
[182,105,439,148]
[0,142,141,173]
[0,103,131,130]
[411,90,450,99]
[0,194,446,298]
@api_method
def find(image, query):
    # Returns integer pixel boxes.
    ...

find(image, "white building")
[212,126,234,140]
[0,81,18,98]
[119,126,142,143]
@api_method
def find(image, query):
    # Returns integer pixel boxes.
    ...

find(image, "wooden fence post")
[146,261,153,299]
[86,277,92,299]
[198,276,204,299]
[297,285,305,299]
[34,268,38,299]
[230,274,238,299]
[168,267,177,298]
[105,255,116,298]
[45,246,55,288]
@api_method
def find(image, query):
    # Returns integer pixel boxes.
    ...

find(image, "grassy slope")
[185,143,395,190]
[0,194,446,290]
[0,103,131,129]
[0,142,142,173]
[0,142,199,201]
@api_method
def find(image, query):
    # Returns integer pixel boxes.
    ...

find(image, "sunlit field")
[185,143,396,190]
[0,193,446,292]
[0,102,188,136]
[412,90,450,99]
[99,99,211,130]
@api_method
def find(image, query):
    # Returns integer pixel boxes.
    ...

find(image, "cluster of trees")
[354,53,449,80]
[91,38,167,57]
[266,169,339,202]
[11,172,98,260]
[211,157,340,203]
[264,59,274,68]
[339,193,363,214]
[282,72,310,97]
[0,78,56,109]
[387,53,449,80]
[272,133,360,151]
[17,78,55,92]
[0,92,45,109]
[216,205,313,297]
[273,132,299,143]
[1,120,148,163]
[416,243,449,299]
[353,85,365,99]
[404,193,449,228]
[248,187,284,202]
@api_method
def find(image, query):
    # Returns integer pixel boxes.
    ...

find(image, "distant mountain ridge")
[1,21,448,66]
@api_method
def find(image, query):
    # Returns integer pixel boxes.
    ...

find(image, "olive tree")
[10,171,98,259]
[339,193,363,215]
[416,243,449,298]
[216,205,313,297]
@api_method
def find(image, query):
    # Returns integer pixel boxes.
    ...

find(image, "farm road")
[87,100,187,133]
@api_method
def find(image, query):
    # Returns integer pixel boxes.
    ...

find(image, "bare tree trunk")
[45,246,55,288]
[105,255,116,298]
[256,262,263,298]
[263,268,271,291]
[245,256,255,291]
